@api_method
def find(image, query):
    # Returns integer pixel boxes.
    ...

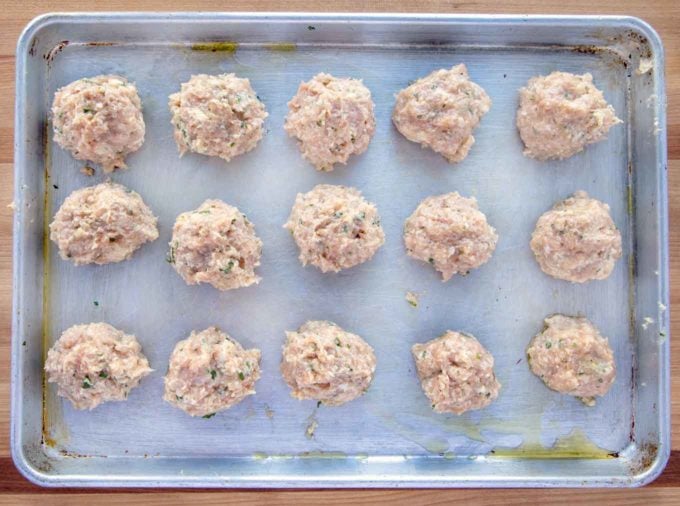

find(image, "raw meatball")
[516,71,622,160]
[412,330,500,415]
[281,320,376,406]
[49,182,159,266]
[52,75,145,172]
[164,327,261,417]
[404,192,498,281]
[530,191,622,283]
[285,73,375,171]
[527,314,616,406]
[169,74,268,162]
[169,200,262,291]
[283,184,385,273]
[45,322,152,410]
[392,64,491,163]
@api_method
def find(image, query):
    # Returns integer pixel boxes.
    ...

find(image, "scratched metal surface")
[11,13,669,487]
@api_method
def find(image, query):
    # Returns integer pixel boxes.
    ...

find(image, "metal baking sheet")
[11,13,669,488]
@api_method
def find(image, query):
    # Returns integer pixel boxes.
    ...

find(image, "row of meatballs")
[51,65,621,174]
[51,181,622,285]
[45,314,615,417]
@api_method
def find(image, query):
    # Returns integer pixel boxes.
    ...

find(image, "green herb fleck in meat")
[166,243,177,264]
[220,260,235,275]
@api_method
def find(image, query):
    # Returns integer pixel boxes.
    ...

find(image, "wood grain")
[0,0,678,503]
[3,488,680,506]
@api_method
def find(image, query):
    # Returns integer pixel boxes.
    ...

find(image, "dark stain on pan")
[41,116,53,457]
[628,441,660,477]
[86,41,117,47]
[28,37,38,56]
[571,45,629,68]
[44,40,69,63]
[630,414,636,443]
[585,29,653,66]
[617,30,652,59]
[571,45,603,55]
[58,448,103,458]
[638,442,659,469]
[26,441,54,473]
[629,362,637,443]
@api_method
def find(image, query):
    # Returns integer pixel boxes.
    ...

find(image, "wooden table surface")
[0,0,678,504]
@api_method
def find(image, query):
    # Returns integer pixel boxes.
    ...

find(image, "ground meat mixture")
[280,320,376,406]
[516,71,622,160]
[412,330,500,415]
[284,73,375,171]
[52,75,145,172]
[164,327,261,417]
[392,64,491,163]
[527,314,616,406]
[49,182,159,265]
[530,191,622,283]
[169,73,268,162]
[45,322,152,410]
[284,184,385,273]
[169,199,262,291]
[403,192,498,281]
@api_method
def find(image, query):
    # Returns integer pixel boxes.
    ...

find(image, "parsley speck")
[220,260,235,274]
